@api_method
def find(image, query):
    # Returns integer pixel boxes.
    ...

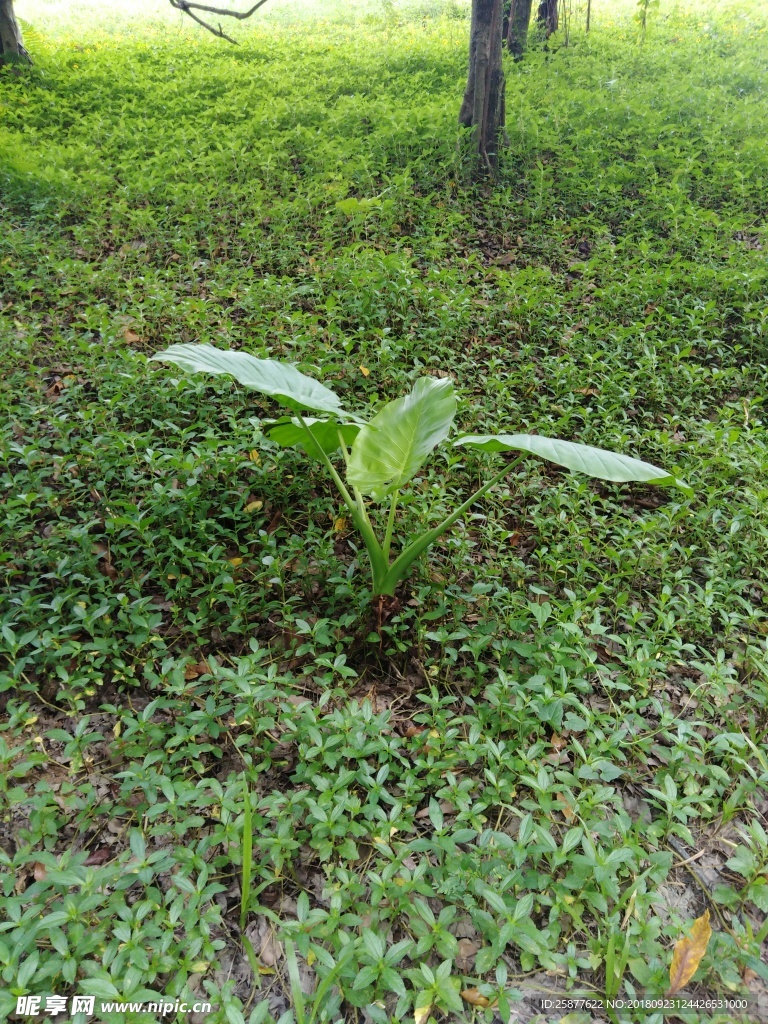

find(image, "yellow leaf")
[461,988,491,1008]
[556,792,576,821]
[245,500,263,513]
[360,365,370,376]
[307,949,316,966]
[229,557,243,567]
[667,909,712,995]
[249,449,261,463]
[333,517,347,532]
[414,1003,431,1024]
[113,721,121,739]
[190,961,210,973]
[257,964,276,975]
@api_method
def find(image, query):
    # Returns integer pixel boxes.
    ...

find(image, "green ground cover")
[1,1,768,1021]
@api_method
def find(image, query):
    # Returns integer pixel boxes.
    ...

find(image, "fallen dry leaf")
[99,558,118,581]
[461,988,493,1008]
[83,847,111,867]
[404,725,425,738]
[45,374,77,399]
[416,799,455,819]
[414,1003,432,1024]
[556,792,576,821]
[456,938,479,972]
[33,862,47,882]
[667,909,712,995]
[266,510,283,534]
[286,695,311,707]
[333,517,347,532]
[359,365,370,376]
[185,661,210,681]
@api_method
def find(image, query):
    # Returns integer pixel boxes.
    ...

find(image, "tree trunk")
[506,0,533,58]
[0,0,30,65]
[459,0,506,175]
[536,0,558,36]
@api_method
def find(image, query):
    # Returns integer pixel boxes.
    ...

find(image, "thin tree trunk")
[506,0,533,58]
[536,0,558,36]
[459,0,506,175]
[586,0,591,32]
[0,0,30,65]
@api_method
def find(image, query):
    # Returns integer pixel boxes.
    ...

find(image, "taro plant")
[150,344,691,604]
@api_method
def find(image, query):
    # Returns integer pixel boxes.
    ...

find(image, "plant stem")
[336,427,350,465]
[353,486,374,533]
[240,773,252,932]
[297,414,388,587]
[382,488,399,563]
[377,457,525,596]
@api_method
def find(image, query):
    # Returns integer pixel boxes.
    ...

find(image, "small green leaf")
[474,946,496,973]
[436,980,464,1015]
[81,977,122,1000]
[725,848,757,878]
[362,929,385,962]
[748,879,768,912]
[150,343,345,415]
[353,965,380,990]
[454,432,691,495]
[17,950,39,989]
[348,377,457,499]
[481,886,508,915]
[129,830,146,861]
[385,938,413,966]
[225,1004,246,1024]
[512,892,534,922]
[380,966,407,997]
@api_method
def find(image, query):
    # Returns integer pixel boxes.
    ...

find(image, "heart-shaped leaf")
[347,377,457,499]
[266,417,360,460]
[150,343,344,415]
[455,433,691,495]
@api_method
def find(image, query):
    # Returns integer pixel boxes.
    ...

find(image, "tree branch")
[169,0,271,43]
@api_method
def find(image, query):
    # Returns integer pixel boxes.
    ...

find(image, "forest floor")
[2,1,768,1022]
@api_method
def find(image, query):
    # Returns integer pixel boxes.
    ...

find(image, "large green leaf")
[266,417,360,460]
[150,343,344,415]
[455,433,692,495]
[347,377,457,499]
